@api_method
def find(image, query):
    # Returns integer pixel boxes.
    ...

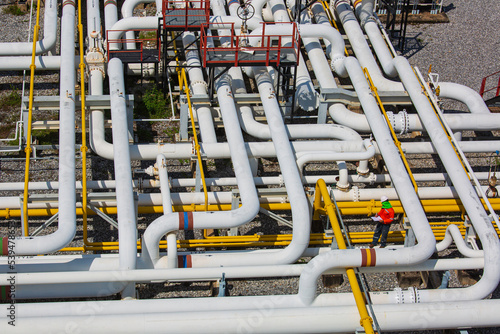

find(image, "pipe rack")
[1,0,499,332]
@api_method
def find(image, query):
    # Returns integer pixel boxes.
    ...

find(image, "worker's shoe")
[369,244,374,248]
[380,245,386,248]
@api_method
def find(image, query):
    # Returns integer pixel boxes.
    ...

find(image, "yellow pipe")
[4,198,500,218]
[56,225,487,252]
[77,0,88,253]
[22,0,43,236]
[314,179,374,334]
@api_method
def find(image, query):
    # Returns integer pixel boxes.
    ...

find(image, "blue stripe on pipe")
[184,212,189,230]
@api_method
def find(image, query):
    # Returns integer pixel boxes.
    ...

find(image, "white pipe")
[121,0,154,50]
[250,67,311,264]
[294,56,436,305]
[300,9,338,89]
[4,298,500,333]
[3,183,500,210]
[268,0,319,111]
[238,105,363,140]
[334,0,403,91]
[296,139,374,175]
[0,0,57,56]
[141,74,260,268]
[108,58,138,298]
[439,81,492,114]
[354,0,397,77]
[249,23,347,77]
[9,1,77,256]
[104,0,119,31]
[155,154,177,269]
[393,55,500,301]
[436,224,484,257]
[0,56,68,71]
[0,257,484,283]
[330,102,500,133]
[182,32,218,143]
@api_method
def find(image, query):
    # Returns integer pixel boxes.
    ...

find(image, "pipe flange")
[386,111,395,130]
[394,287,403,304]
[278,174,285,187]
[367,172,376,185]
[336,182,349,192]
[408,287,420,303]
[356,165,370,176]
[398,109,409,135]
[190,80,208,91]
[331,55,347,78]
[351,185,359,202]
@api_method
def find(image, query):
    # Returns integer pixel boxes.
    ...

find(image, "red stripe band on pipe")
[177,255,183,267]
[360,249,367,267]
[62,0,76,7]
[178,212,184,230]
[186,255,192,268]
[104,0,117,6]
[1,237,8,256]
[369,248,377,267]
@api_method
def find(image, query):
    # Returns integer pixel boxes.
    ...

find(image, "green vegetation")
[3,4,26,16]
[138,30,157,40]
[32,130,58,145]
[0,89,22,109]
[136,85,172,119]
[163,125,179,141]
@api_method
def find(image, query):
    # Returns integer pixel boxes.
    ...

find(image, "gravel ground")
[0,0,500,332]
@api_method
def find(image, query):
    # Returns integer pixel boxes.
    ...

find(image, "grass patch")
[0,89,22,109]
[135,85,172,119]
[3,4,26,16]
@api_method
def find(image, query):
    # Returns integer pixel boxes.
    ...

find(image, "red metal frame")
[199,22,301,68]
[479,70,500,98]
[162,0,210,30]
[106,30,161,62]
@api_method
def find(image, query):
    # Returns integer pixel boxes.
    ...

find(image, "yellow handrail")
[170,31,209,212]
[178,68,209,212]
[78,0,88,252]
[22,0,43,236]
[313,179,375,334]
[411,67,470,178]
[363,67,419,193]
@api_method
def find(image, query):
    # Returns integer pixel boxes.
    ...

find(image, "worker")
[369,195,395,248]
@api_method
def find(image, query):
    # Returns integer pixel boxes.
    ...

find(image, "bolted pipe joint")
[331,55,348,78]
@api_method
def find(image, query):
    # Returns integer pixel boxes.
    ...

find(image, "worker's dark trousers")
[372,223,391,247]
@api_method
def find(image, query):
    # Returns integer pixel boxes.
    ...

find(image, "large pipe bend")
[435,224,484,258]
[295,139,375,175]
[141,75,260,268]
[439,82,492,114]
[0,0,57,56]
[334,0,403,90]
[392,55,500,301]
[248,24,347,77]
[355,0,398,77]
[7,1,77,256]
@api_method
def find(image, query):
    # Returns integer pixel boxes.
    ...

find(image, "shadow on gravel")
[397,32,427,59]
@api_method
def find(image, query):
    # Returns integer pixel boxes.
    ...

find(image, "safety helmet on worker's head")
[380,195,389,202]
